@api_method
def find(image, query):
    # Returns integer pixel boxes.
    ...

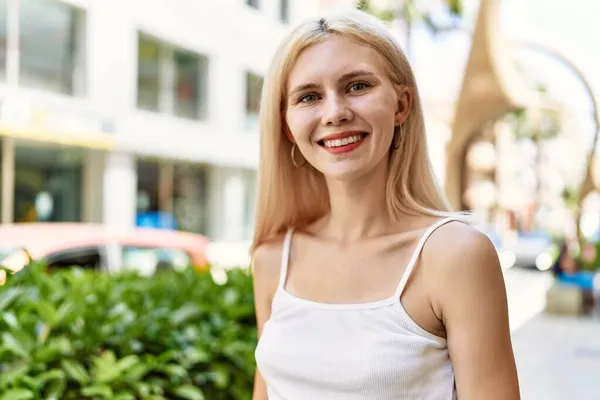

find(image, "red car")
[0,223,211,283]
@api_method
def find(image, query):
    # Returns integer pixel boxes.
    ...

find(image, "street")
[503,266,554,332]
[505,267,600,399]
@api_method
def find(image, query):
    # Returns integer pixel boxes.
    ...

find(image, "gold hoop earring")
[393,124,403,150]
[291,144,306,168]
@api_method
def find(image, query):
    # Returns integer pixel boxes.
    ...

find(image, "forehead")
[287,36,389,88]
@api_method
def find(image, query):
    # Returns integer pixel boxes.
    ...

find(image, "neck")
[322,160,398,242]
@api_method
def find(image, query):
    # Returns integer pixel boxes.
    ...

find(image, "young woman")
[251,8,519,400]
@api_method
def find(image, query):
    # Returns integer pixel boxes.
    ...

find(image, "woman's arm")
[251,242,283,400]
[431,224,520,400]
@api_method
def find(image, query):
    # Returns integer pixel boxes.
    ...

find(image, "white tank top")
[255,217,459,400]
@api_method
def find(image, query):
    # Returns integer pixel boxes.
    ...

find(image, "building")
[0,0,319,241]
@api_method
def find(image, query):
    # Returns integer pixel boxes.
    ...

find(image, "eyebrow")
[288,69,377,97]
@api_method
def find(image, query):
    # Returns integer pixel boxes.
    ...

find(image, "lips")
[317,131,369,155]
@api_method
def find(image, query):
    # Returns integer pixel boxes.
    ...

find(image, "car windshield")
[0,246,20,262]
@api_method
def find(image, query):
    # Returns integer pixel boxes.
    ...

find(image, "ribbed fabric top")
[255,218,458,400]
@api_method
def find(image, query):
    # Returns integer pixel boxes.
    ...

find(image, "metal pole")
[2,0,20,224]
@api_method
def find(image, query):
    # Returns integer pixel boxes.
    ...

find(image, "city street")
[504,266,554,332]
[506,267,600,399]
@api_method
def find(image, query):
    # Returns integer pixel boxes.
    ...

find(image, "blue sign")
[136,211,177,230]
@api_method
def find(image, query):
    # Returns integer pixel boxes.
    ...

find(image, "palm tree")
[355,0,464,60]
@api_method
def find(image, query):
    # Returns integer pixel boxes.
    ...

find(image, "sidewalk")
[512,313,600,399]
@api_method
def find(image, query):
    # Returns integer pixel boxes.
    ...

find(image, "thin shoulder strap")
[394,217,460,298]
[278,227,295,289]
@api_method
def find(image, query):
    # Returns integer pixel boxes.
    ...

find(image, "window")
[137,36,161,111]
[173,163,208,235]
[246,0,259,9]
[280,0,289,23]
[14,145,83,223]
[45,247,105,271]
[245,71,264,130]
[19,0,86,95]
[122,246,191,275]
[136,34,209,120]
[174,50,208,119]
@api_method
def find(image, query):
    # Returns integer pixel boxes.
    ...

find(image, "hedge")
[0,263,257,400]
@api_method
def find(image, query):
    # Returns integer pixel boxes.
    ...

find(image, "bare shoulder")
[424,219,499,273]
[251,234,287,300]
[423,219,506,320]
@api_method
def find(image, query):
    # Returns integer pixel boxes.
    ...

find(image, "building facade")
[0,0,319,241]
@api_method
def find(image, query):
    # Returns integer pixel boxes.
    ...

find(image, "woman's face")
[284,36,411,181]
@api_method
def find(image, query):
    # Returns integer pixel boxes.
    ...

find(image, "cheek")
[285,109,317,144]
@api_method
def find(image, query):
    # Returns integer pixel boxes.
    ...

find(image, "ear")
[394,86,412,127]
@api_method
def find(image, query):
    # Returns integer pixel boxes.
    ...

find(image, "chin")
[319,164,371,182]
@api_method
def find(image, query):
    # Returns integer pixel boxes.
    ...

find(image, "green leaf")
[61,359,89,384]
[113,393,136,400]
[171,304,203,326]
[37,300,58,327]
[92,351,121,384]
[0,363,30,388]
[1,332,30,358]
[210,364,230,389]
[36,369,66,384]
[172,385,205,400]
[56,300,75,324]
[123,363,150,382]
[44,378,67,400]
[0,389,35,400]
[2,311,19,329]
[81,384,114,398]
[162,364,188,380]
[115,354,141,373]
[0,288,21,312]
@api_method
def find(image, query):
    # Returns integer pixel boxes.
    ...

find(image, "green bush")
[0,263,257,400]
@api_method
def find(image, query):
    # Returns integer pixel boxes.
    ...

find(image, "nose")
[322,94,353,126]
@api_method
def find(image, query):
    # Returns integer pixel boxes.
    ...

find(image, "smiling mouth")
[317,132,369,155]
[317,133,368,148]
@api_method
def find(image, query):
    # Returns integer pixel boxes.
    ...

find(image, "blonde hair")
[251,8,455,252]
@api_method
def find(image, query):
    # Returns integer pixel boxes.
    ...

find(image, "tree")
[355,0,464,59]
[503,84,562,227]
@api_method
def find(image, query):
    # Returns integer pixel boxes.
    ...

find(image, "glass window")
[0,0,6,81]
[136,159,160,214]
[45,247,104,271]
[173,163,208,235]
[122,246,191,275]
[14,144,82,223]
[19,0,85,95]
[137,36,161,111]
[280,0,289,23]
[247,0,259,8]
[246,71,264,130]
[173,50,204,119]
[136,34,208,120]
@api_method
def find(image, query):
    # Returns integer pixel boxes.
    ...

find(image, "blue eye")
[349,82,370,92]
[299,94,318,103]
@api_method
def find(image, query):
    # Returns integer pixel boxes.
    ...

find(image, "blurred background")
[0,0,599,398]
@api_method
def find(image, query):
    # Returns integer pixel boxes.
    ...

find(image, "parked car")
[0,223,211,284]
[502,230,554,270]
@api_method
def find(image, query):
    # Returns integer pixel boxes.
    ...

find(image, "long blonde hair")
[251,8,454,252]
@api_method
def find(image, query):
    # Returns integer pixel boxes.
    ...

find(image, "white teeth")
[323,134,363,148]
